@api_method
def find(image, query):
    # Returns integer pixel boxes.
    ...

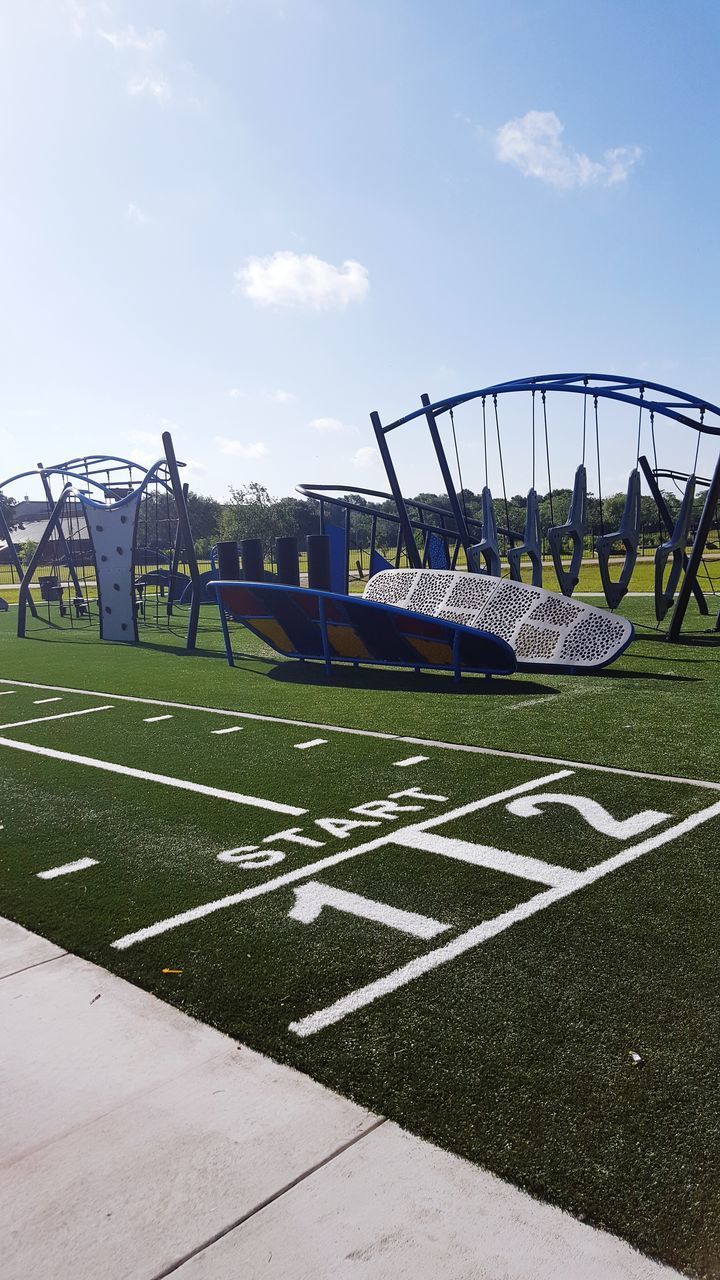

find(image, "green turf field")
[1,596,719,1277]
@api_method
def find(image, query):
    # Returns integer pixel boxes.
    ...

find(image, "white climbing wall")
[81,492,142,643]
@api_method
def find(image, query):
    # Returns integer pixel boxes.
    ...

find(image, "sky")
[1,0,719,505]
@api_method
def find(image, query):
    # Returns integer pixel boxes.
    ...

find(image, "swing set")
[363,373,719,641]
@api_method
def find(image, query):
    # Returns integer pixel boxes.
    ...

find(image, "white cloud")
[127,72,172,105]
[236,251,369,310]
[352,446,379,470]
[214,437,269,459]
[228,388,245,399]
[495,111,642,189]
[309,416,350,433]
[127,429,160,447]
[126,202,147,224]
[99,25,166,53]
[268,389,295,403]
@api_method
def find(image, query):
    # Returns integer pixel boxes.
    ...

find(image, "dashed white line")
[212,726,243,735]
[33,697,63,705]
[37,857,98,880]
[0,690,16,696]
[143,715,174,724]
[294,739,327,750]
[393,755,429,767]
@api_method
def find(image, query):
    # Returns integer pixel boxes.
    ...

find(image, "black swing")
[548,385,588,596]
[597,393,642,609]
[654,475,697,622]
[507,389,542,586]
[468,397,502,576]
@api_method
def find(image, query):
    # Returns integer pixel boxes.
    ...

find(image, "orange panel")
[251,618,295,654]
[406,636,454,666]
[326,624,370,659]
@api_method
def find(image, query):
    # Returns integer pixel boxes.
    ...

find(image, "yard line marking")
[294,739,327,750]
[0,691,16,696]
[0,706,113,731]
[111,770,572,950]
[399,830,582,889]
[37,857,98,880]
[290,797,720,1038]
[212,726,243,735]
[0,738,307,816]
[393,756,429,767]
[33,697,63,704]
[143,714,174,723]
[1,678,718,792]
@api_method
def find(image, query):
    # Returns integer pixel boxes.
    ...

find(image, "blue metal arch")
[382,373,720,437]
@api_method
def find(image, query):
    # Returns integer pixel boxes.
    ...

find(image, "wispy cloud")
[236,251,369,310]
[214,437,269,459]
[228,388,245,399]
[99,25,166,53]
[127,72,172,105]
[309,416,350,433]
[125,202,147,224]
[495,111,642,189]
[352,446,379,470]
[268,389,295,403]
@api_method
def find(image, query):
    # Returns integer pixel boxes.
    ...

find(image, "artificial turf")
[0,597,719,1277]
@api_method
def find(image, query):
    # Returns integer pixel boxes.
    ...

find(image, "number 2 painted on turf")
[505,793,670,841]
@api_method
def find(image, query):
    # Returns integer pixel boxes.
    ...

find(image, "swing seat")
[507,488,543,587]
[654,475,696,622]
[468,486,501,576]
[548,465,587,597]
[597,468,641,609]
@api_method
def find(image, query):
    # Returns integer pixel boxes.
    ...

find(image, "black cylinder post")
[275,536,300,586]
[217,540,240,579]
[307,534,331,591]
[240,538,264,582]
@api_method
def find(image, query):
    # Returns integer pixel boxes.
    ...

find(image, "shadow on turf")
[263,661,556,697]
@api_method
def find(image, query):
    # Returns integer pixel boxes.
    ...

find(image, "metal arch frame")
[370,372,720,640]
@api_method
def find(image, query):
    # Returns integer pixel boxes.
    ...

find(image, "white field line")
[1,678,717,792]
[0,737,307,816]
[212,726,243,735]
[0,706,113,731]
[399,830,582,889]
[294,739,327,750]
[37,857,98,880]
[111,770,572,951]
[0,691,16,696]
[33,697,63,704]
[289,798,720,1037]
[143,715,173,724]
[393,756,429,767]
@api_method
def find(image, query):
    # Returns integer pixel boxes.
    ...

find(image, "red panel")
[221,585,263,617]
[393,613,447,640]
[292,593,321,621]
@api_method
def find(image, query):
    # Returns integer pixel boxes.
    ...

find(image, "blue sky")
[1,0,718,503]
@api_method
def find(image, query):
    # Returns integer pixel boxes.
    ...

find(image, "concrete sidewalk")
[1,918,680,1280]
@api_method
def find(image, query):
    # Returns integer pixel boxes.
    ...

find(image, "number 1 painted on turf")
[288,881,451,940]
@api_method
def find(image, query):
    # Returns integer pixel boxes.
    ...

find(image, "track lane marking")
[0,737,307,816]
[1,678,717,791]
[0,706,113,731]
[110,770,573,950]
[290,798,720,1037]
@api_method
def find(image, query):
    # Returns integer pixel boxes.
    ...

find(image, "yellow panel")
[407,636,454,666]
[326,623,370,659]
[251,618,295,654]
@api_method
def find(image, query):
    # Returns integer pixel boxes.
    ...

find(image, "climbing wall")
[80,492,142,643]
[364,569,633,670]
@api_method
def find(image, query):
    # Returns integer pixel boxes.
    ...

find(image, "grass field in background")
[0,598,719,1277]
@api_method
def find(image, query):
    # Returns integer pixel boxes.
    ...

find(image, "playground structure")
[300,372,720,641]
[0,432,202,650]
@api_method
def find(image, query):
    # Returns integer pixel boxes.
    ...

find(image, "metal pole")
[167,481,189,616]
[420,393,472,554]
[17,485,71,637]
[162,433,201,651]
[37,464,83,600]
[0,500,38,617]
[667,449,720,640]
[370,411,421,568]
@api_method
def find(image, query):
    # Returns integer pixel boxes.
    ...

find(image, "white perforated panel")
[364,569,632,670]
